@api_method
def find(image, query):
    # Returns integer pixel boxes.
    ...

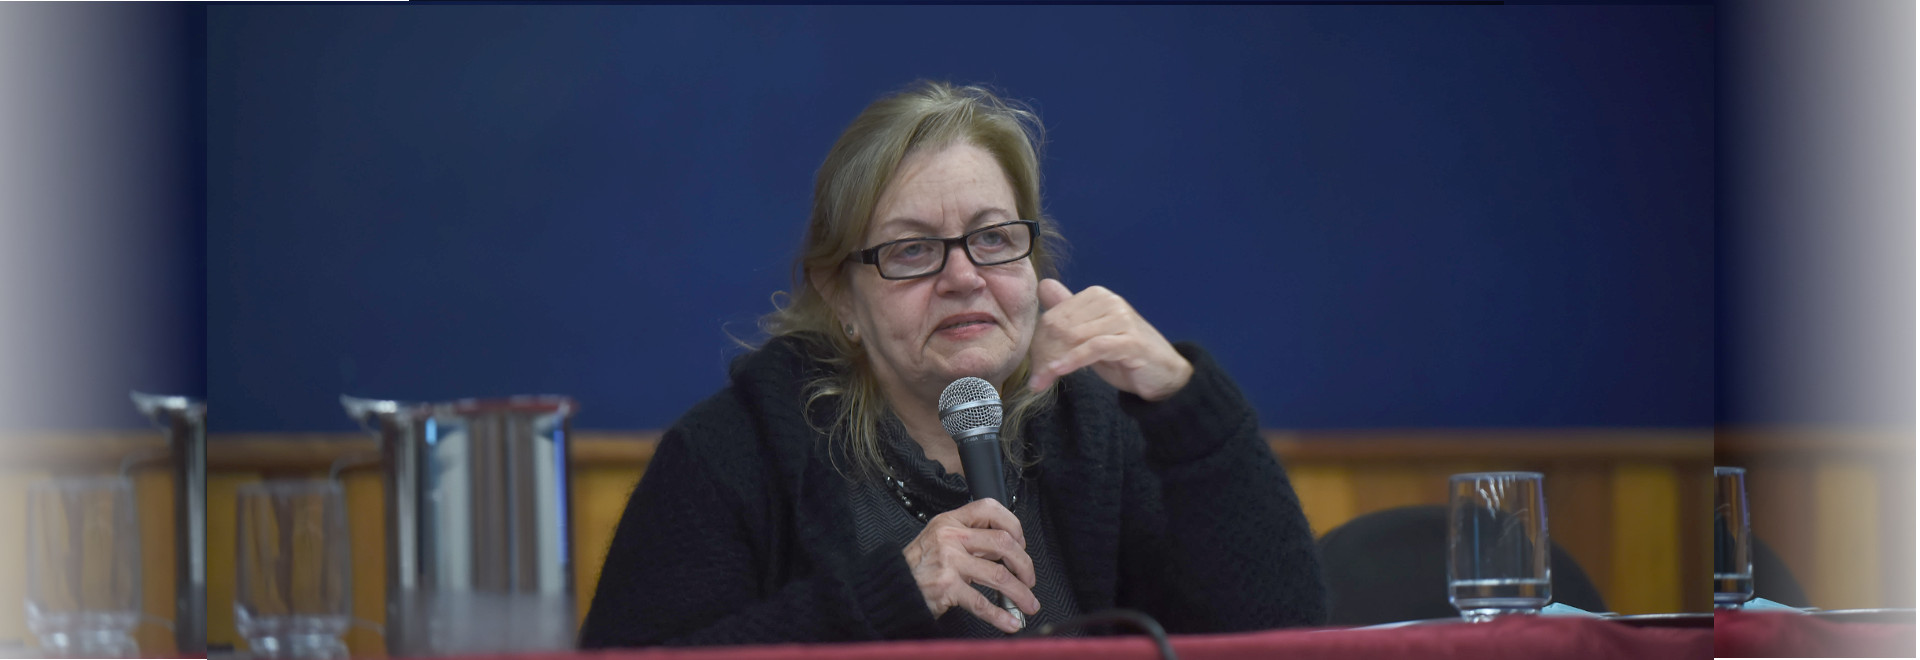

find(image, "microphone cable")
[1017,608,1178,660]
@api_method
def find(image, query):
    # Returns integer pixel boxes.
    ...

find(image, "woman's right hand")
[900,497,1039,633]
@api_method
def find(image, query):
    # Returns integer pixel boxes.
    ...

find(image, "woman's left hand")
[1026,278,1192,401]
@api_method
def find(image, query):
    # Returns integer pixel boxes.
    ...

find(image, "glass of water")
[1448,471,1551,622]
[25,477,143,658]
[235,480,352,660]
[1713,466,1754,608]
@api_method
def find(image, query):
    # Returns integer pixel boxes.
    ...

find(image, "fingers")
[956,554,1040,615]
[1038,281,1128,329]
[1031,284,1131,353]
[1030,306,1133,377]
[945,498,1026,551]
[957,526,1037,589]
[908,502,1042,632]
[1025,281,1190,398]
[929,535,1039,617]
[950,579,1027,633]
[923,517,1034,588]
[1028,285,1128,390]
[942,501,1036,585]
[1037,277,1073,310]
[1030,334,1132,392]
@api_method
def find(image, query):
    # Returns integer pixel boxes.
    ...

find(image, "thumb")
[1038,278,1073,310]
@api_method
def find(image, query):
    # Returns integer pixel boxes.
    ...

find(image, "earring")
[843,323,858,341]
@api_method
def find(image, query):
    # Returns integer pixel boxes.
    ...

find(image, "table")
[470,616,1712,660]
[203,609,1919,659]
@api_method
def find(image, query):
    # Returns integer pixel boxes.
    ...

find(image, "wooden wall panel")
[1719,429,1914,611]
[341,469,387,658]
[1743,463,1816,601]
[0,472,40,645]
[188,428,1714,648]
[1877,459,1916,609]
[200,443,654,654]
[1348,464,1446,515]
[22,427,1878,653]
[571,466,643,623]
[206,472,259,652]
[0,463,181,653]
[1609,463,1682,615]
[1673,464,1711,619]
[1811,460,1880,609]
[1544,463,1614,607]
[1269,434,1711,615]
[132,467,177,654]
[1286,464,1355,537]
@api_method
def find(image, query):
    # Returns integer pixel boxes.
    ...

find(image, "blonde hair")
[757,80,1068,481]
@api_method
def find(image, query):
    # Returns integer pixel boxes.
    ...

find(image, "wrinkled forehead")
[867,144,1018,240]
[868,208,1018,243]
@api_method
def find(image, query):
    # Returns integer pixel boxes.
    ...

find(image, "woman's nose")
[934,243,985,293]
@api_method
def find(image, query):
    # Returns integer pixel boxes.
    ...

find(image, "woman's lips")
[934,315,996,339]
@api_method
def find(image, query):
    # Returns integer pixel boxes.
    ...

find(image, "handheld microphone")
[939,376,1026,631]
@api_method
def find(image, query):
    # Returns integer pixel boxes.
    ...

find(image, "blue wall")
[207,5,1714,433]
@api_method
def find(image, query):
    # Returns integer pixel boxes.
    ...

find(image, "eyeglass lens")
[876,223,1032,279]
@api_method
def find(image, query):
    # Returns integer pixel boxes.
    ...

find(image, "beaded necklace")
[882,464,1020,524]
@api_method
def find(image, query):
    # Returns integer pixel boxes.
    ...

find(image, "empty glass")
[1448,472,1551,622]
[1713,466,1755,608]
[25,477,142,658]
[235,480,352,660]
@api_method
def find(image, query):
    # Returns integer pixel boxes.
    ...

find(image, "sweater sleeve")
[578,420,939,648]
[1112,342,1328,632]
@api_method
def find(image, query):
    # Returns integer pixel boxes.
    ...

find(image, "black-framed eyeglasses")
[848,220,1038,280]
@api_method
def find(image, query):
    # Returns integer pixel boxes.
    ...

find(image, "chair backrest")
[1316,505,1609,625]
[1751,535,1810,608]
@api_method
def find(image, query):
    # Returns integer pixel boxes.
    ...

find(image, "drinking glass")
[1448,472,1551,622]
[235,480,352,660]
[1713,466,1755,608]
[24,477,142,658]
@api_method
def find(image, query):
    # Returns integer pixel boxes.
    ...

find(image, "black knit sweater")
[578,335,1327,647]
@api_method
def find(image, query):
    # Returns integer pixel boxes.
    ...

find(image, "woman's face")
[837,141,1039,405]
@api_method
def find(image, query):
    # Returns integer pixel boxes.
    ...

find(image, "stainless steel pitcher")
[341,395,577,657]
[130,392,206,656]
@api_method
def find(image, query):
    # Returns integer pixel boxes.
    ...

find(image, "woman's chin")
[934,350,1017,389]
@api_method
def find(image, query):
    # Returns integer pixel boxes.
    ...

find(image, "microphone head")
[938,377,1003,436]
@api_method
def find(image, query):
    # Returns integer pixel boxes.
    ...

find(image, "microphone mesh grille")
[938,377,1003,436]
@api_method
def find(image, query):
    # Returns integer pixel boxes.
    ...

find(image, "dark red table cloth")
[474,616,1710,660]
[436,610,1920,660]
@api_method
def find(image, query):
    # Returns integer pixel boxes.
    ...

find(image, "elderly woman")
[579,81,1325,647]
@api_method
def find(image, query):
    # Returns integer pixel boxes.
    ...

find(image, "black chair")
[1317,505,1609,625]
[1717,505,1809,607]
[1751,536,1810,608]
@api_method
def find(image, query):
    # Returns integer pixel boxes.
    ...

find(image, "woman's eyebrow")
[967,207,1014,228]
[873,217,939,236]
[873,207,1013,237]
